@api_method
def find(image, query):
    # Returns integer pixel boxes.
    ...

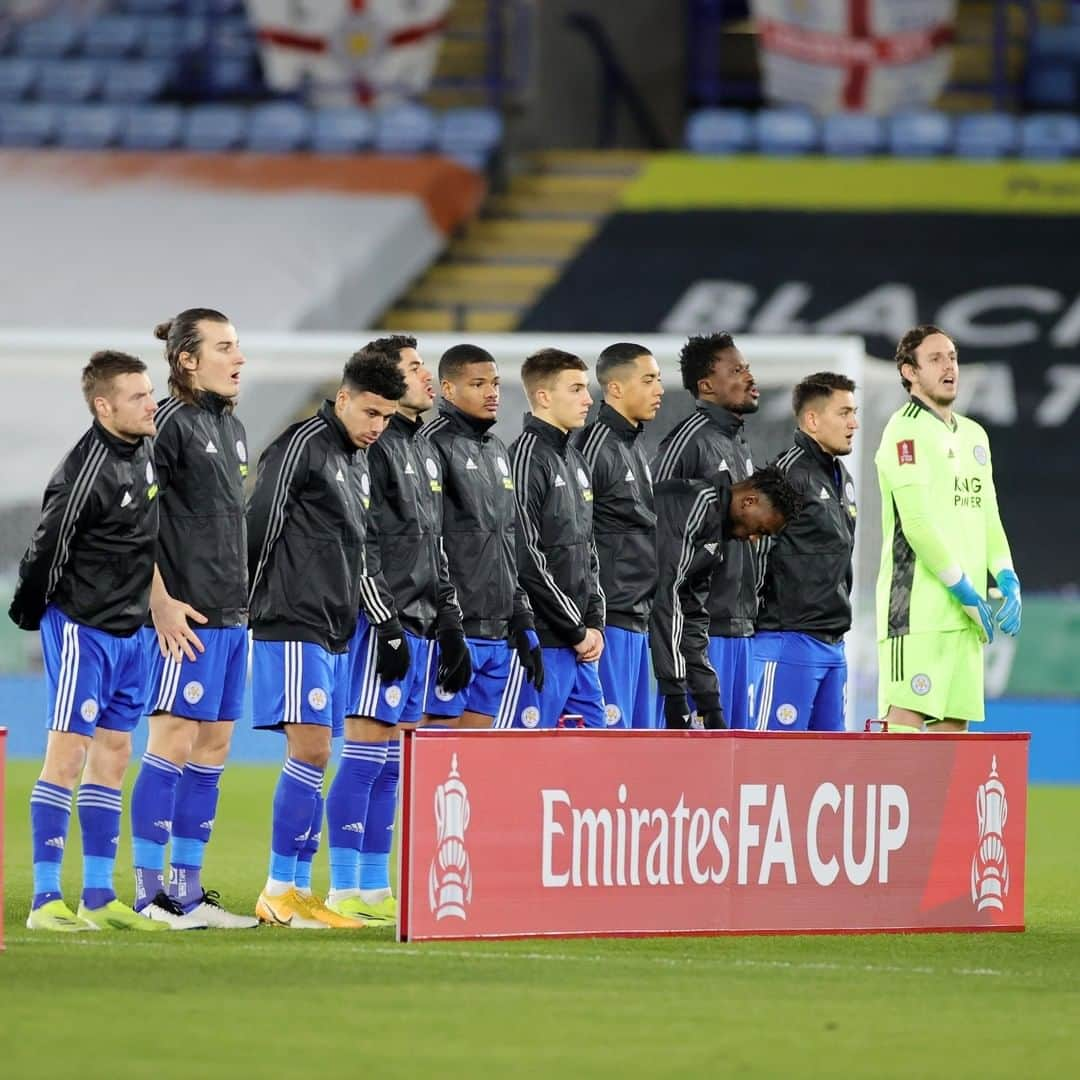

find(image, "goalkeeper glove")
[374,620,411,682]
[436,626,473,695]
[994,569,1022,637]
[663,694,692,730]
[511,626,545,692]
[946,575,994,644]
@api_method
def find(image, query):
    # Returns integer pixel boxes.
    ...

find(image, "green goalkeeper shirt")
[875,396,1013,640]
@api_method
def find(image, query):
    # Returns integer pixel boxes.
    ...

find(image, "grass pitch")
[1,761,1077,1079]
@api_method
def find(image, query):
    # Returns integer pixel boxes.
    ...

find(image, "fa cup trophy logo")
[971,755,1010,912]
[429,753,472,920]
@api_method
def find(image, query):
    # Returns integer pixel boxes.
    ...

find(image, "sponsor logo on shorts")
[776,703,798,726]
[307,687,328,712]
[604,703,622,727]
[520,705,540,729]
[183,681,205,705]
[911,673,932,696]
[973,445,988,466]
[384,685,403,708]
[80,698,99,723]
[435,686,456,703]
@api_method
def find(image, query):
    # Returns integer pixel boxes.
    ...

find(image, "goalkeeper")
[875,325,1021,733]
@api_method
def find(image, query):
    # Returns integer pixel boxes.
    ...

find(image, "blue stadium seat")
[199,56,260,98]
[142,16,208,59]
[685,108,752,154]
[183,104,247,151]
[1019,113,1080,159]
[310,107,374,153]
[0,103,58,146]
[821,113,883,156]
[57,104,124,149]
[102,60,173,103]
[1025,65,1077,108]
[36,61,104,103]
[212,18,257,60]
[954,113,1017,159]
[437,107,503,167]
[374,103,437,153]
[120,103,183,149]
[122,1,182,13]
[83,16,143,59]
[1031,26,1080,59]
[16,18,82,59]
[753,108,818,155]
[0,59,37,102]
[887,111,953,157]
[247,103,311,152]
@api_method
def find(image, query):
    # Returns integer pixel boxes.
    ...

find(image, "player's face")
[336,388,398,447]
[611,354,664,423]
[443,361,500,421]
[544,368,593,432]
[906,333,958,407]
[808,389,859,457]
[187,320,245,400]
[728,493,786,541]
[396,347,435,415]
[702,348,759,414]
[97,372,157,441]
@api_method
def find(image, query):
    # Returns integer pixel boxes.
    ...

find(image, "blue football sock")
[268,758,324,886]
[295,792,323,892]
[326,741,387,892]
[78,784,122,910]
[130,752,182,909]
[30,780,72,909]
[170,761,224,910]
[359,739,400,892]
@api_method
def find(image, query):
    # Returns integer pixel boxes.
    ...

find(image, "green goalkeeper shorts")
[878,628,985,724]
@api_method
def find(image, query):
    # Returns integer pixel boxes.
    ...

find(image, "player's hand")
[375,620,411,682]
[437,627,473,695]
[574,628,604,663]
[663,694,692,730]
[151,594,207,663]
[946,574,994,644]
[994,569,1022,636]
[512,626,545,692]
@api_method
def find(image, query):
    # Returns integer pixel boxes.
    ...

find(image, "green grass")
[2,762,1078,1078]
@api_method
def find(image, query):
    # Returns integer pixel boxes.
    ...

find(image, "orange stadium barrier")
[398,729,1028,942]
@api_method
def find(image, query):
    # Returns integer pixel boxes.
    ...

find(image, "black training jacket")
[649,479,731,697]
[573,403,657,634]
[152,391,248,627]
[422,402,533,640]
[247,401,395,653]
[756,429,856,641]
[10,420,159,636]
[366,410,463,640]
[509,414,604,649]
[653,401,757,637]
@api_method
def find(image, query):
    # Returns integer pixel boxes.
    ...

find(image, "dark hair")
[521,347,587,398]
[744,464,803,524]
[81,350,147,414]
[596,342,650,386]
[154,307,230,405]
[895,324,950,392]
[679,332,736,396]
[792,372,857,416]
[439,343,495,382]
[352,334,418,369]
[341,350,407,400]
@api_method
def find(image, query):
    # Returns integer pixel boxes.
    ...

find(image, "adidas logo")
[205,439,218,454]
[704,542,719,555]
[554,475,566,487]
[819,486,831,500]
[342,822,365,833]
[335,469,345,483]
[294,830,310,843]
[120,490,133,508]
[111,835,119,845]
[466,459,478,470]
[200,819,215,831]
[154,819,172,831]
[624,469,634,482]
[404,462,416,475]
[717,460,729,472]
[45,836,65,849]
[948,448,956,459]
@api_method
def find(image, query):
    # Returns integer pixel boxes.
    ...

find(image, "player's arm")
[981,439,1021,635]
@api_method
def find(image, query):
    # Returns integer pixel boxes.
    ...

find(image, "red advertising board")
[398,730,1028,941]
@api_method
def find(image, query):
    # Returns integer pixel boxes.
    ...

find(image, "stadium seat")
[1031,25,1080,59]
[754,108,818,155]
[685,108,752,154]
[120,103,184,149]
[437,107,503,167]
[142,16,208,60]
[82,16,143,59]
[122,0,182,13]
[15,17,82,59]
[0,59,37,102]
[57,104,124,149]
[887,111,953,157]
[1025,65,1078,108]
[954,113,1018,159]
[102,60,173,103]
[36,61,104,103]
[183,104,247,151]
[310,107,374,153]
[822,113,884,156]
[199,56,260,98]
[0,102,58,146]
[1020,113,1080,159]
[247,103,311,152]
[213,19,257,60]
[373,103,437,153]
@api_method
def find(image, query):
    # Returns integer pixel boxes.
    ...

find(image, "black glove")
[374,620,411,682]
[663,694,692,730]
[437,626,473,695]
[694,691,726,730]
[512,626,545,692]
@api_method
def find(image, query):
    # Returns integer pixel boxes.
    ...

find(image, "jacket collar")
[523,413,571,453]
[695,399,745,437]
[793,428,841,472]
[318,400,359,456]
[194,389,233,415]
[389,410,425,440]
[909,394,958,432]
[92,419,142,459]
[439,401,496,439]
[597,401,644,442]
